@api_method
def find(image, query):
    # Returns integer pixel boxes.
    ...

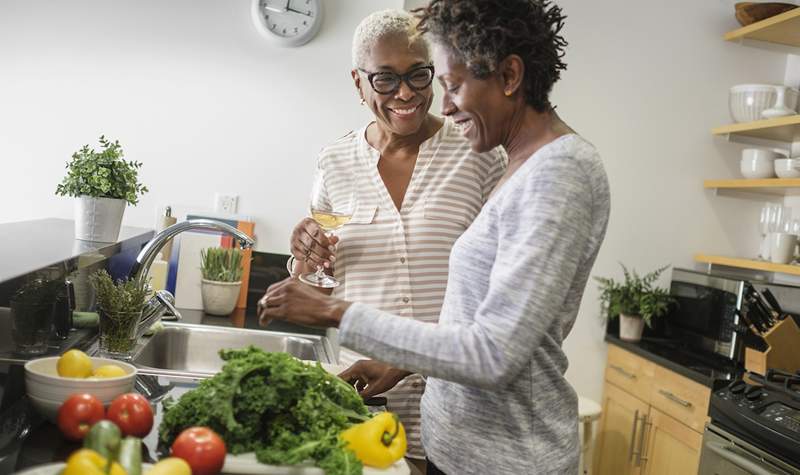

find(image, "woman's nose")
[441,94,456,116]
[393,81,415,101]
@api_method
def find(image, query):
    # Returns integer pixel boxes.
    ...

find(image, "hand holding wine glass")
[299,166,357,288]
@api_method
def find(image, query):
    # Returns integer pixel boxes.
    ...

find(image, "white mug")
[769,232,797,264]
[741,148,778,178]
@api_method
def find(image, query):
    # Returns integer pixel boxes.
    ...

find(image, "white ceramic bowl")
[774,158,800,179]
[730,84,777,123]
[741,148,778,178]
[24,356,136,421]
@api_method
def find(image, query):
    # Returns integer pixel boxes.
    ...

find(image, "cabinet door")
[594,382,650,475]
[640,407,703,475]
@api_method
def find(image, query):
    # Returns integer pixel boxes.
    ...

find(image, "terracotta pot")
[619,313,645,342]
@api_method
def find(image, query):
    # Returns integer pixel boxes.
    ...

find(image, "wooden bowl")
[735,2,798,26]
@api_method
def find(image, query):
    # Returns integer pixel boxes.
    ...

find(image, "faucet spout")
[129,219,255,289]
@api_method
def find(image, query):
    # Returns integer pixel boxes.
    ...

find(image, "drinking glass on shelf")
[298,166,357,289]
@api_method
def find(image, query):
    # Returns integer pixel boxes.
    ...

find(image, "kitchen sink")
[131,322,334,378]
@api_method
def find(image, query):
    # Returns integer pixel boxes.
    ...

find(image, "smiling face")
[352,33,434,137]
[432,42,510,153]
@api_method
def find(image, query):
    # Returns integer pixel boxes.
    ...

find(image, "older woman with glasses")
[261,0,610,473]
[283,9,506,472]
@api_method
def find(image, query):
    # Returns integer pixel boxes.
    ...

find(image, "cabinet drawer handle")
[610,364,637,380]
[628,409,639,462]
[658,389,692,408]
[636,415,652,467]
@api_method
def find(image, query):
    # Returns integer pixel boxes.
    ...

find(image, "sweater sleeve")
[339,156,594,388]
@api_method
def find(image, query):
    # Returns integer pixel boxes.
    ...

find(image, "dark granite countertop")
[605,334,739,387]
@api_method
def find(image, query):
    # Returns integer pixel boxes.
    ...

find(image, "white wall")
[0,0,400,252]
[0,0,794,404]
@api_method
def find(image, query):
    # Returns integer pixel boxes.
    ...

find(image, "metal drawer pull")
[628,409,639,462]
[658,389,692,408]
[704,441,779,475]
[636,415,652,467]
[610,364,637,380]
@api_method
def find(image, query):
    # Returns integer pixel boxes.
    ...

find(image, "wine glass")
[298,166,357,288]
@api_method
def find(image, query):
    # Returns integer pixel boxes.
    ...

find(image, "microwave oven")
[665,268,745,361]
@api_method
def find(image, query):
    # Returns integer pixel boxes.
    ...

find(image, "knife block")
[744,316,800,375]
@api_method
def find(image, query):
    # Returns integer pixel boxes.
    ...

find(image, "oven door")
[698,423,799,475]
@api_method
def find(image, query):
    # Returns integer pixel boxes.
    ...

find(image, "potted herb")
[200,247,244,316]
[594,264,675,342]
[90,270,148,359]
[55,136,148,242]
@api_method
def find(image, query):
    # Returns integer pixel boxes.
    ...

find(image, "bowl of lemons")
[24,349,137,421]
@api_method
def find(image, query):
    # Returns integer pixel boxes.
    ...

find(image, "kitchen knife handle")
[762,288,783,314]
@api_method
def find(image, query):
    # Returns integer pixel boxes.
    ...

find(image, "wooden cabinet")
[594,345,710,475]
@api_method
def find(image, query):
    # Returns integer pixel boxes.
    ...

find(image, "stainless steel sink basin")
[131,322,334,378]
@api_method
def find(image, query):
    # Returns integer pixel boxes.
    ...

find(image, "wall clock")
[251,0,323,47]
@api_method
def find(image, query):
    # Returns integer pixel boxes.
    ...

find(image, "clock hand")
[286,6,312,17]
[263,0,289,13]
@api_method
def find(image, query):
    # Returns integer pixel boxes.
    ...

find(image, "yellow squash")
[62,448,126,475]
[340,412,406,469]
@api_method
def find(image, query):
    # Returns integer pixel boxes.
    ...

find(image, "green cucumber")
[118,436,143,475]
[83,420,121,460]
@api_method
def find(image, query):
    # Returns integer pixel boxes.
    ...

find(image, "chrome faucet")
[129,219,255,337]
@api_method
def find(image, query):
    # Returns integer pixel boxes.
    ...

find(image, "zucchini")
[83,420,121,460]
[118,436,142,475]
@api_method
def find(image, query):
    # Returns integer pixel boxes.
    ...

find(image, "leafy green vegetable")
[158,347,368,475]
[200,247,244,282]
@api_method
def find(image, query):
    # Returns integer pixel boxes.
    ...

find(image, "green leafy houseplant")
[55,136,148,205]
[594,264,675,328]
[90,270,149,355]
[201,248,244,283]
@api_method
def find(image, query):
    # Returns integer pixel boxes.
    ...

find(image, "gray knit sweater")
[339,134,610,474]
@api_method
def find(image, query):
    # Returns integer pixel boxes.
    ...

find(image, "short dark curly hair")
[417,0,568,112]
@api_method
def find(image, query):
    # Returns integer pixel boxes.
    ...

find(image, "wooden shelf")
[712,115,800,143]
[724,8,800,47]
[704,178,800,196]
[694,254,800,276]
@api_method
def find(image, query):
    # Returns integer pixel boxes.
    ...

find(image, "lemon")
[92,364,127,378]
[145,457,192,475]
[57,349,93,378]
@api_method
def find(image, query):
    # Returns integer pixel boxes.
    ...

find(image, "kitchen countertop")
[605,334,740,387]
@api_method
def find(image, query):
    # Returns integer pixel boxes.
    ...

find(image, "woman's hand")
[257,277,350,328]
[290,218,339,269]
[338,360,412,398]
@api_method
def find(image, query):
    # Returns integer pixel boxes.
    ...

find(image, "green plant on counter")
[89,270,149,354]
[201,247,244,282]
[594,264,675,328]
[55,135,148,205]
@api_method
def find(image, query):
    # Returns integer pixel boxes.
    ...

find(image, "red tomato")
[107,393,154,437]
[57,393,105,441]
[171,427,227,475]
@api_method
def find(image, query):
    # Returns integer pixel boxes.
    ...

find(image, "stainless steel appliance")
[698,370,800,474]
[667,268,745,361]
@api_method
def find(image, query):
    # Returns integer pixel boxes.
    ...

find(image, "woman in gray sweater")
[259,1,610,473]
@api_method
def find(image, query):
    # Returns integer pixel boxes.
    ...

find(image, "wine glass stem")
[315,231,334,278]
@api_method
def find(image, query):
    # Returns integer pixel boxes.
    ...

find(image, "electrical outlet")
[214,193,239,214]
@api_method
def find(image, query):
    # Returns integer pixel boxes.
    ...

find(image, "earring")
[360,98,366,105]
[504,90,513,97]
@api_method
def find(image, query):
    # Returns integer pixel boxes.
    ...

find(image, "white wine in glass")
[299,167,357,288]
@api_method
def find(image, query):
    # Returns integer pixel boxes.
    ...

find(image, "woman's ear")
[499,54,525,97]
[351,69,366,103]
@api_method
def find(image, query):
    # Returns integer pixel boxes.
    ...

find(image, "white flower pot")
[74,196,126,242]
[619,313,645,342]
[201,279,241,316]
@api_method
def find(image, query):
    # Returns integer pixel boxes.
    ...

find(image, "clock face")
[252,0,323,47]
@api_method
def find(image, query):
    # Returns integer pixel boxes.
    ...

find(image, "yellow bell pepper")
[62,448,126,475]
[340,412,407,468]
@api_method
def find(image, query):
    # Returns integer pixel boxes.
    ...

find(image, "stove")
[698,369,800,474]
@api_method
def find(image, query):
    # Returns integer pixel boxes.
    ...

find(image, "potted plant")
[200,247,244,316]
[90,270,149,359]
[594,264,675,342]
[55,136,148,242]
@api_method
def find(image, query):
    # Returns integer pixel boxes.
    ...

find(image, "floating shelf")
[694,254,800,276]
[704,178,800,196]
[724,8,800,47]
[712,115,800,143]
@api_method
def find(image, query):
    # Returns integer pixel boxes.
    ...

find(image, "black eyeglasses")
[358,65,435,95]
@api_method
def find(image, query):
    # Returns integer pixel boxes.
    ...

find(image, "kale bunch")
[158,346,369,475]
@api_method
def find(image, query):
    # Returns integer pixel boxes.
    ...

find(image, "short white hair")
[351,9,429,69]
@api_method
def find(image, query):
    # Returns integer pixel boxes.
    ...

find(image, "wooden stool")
[578,396,602,475]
